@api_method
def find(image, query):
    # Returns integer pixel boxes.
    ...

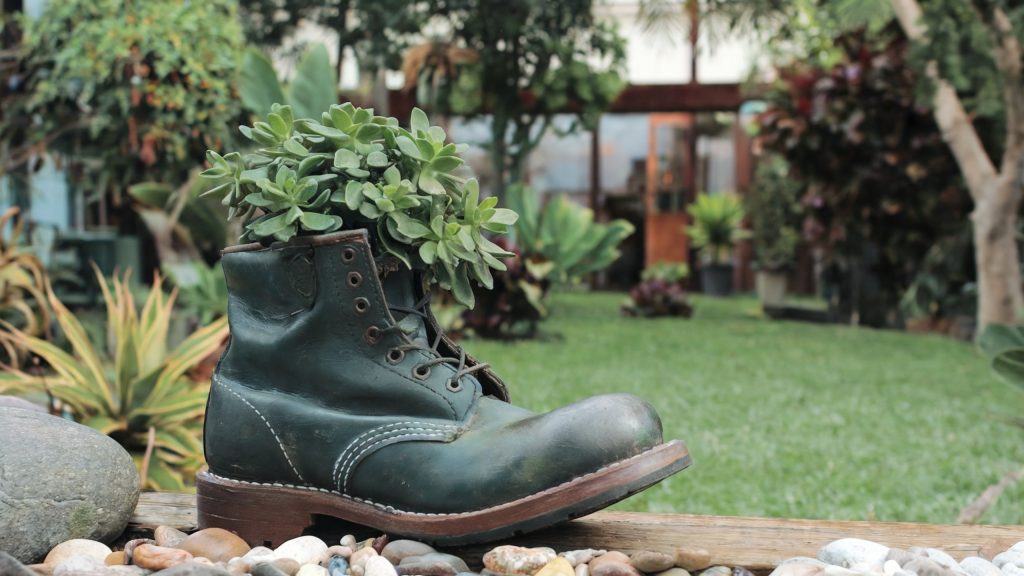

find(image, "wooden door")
[645,113,694,267]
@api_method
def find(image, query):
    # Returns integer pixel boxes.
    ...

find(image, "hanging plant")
[200,104,516,308]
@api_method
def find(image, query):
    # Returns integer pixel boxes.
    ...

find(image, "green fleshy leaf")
[344,181,364,209]
[396,136,424,161]
[334,149,360,170]
[419,241,438,264]
[366,151,389,168]
[418,170,445,195]
[410,107,430,135]
[300,211,341,231]
[283,138,309,156]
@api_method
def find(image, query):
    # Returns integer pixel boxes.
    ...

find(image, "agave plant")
[0,207,51,365]
[0,270,229,490]
[686,193,749,265]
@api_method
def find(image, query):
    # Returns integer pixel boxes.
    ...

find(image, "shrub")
[0,207,50,365]
[686,193,748,265]
[746,156,802,270]
[622,262,693,319]
[0,270,229,490]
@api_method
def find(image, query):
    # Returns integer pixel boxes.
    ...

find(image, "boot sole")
[196,439,691,547]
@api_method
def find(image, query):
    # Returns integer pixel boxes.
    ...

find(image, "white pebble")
[770,560,826,576]
[1012,544,1024,554]
[45,539,113,565]
[922,549,960,571]
[245,546,276,560]
[365,556,399,576]
[819,540,891,571]
[53,554,107,576]
[1005,566,1024,576]
[962,557,1003,576]
[996,553,1024,570]
[884,561,902,576]
[298,564,330,576]
[559,550,607,568]
[275,536,329,566]
[342,535,359,549]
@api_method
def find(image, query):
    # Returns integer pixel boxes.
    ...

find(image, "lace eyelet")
[348,272,362,287]
[413,365,431,380]
[387,348,405,364]
[342,248,356,262]
[445,378,462,392]
[364,325,381,345]
[354,297,370,314]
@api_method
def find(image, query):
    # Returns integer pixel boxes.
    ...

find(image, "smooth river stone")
[383,540,437,565]
[152,564,234,576]
[366,556,399,576]
[560,550,607,568]
[275,536,329,566]
[962,558,1003,576]
[132,544,194,571]
[534,557,576,576]
[351,546,381,569]
[155,526,190,549]
[769,560,826,576]
[995,553,1024,570]
[904,557,957,576]
[632,552,675,573]
[592,553,633,571]
[591,562,643,576]
[674,549,712,572]
[0,551,34,576]
[818,540,889,570]
[179,528,251,563]
[44,539,113,565]
[483,546,556,576]
[296,564,330,576]
[400,552,471,573]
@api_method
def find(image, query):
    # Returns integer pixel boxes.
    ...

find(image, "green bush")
[686,193,749,265]
[746,156,802,270]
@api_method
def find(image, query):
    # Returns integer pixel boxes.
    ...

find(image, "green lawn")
[461,291,1024,525]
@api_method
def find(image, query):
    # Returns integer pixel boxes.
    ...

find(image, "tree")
[0,0,245,218]
[413,0,628,197]
[889,0,1024,329]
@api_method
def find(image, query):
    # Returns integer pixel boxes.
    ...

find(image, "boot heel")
[196,469,314,548]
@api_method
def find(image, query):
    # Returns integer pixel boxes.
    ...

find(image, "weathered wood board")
[130,493,1024,573]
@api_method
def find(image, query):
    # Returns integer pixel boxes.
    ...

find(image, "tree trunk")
[973,176,1024,325]
[891,0,1024,329]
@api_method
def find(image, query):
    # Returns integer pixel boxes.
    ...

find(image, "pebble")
[106,551,127,565]
[125,538,158,563]
[351,546,381,569]
[534,557,575,576]
[179,528,251,563]
[818,540,889,571]
[483,546,557,576]
[383,540,438,565]
[904,557,956,576]
[152,564,233,576]
[269,557,302,575]
[995,553,1024,570]
[770,560,826,576]
[401,552,471,573]
[657,568,692,576]
[329,556,351,576]
[822,566,864,576]
[246,547,277,560]
[396,559,457,576]
[701,567,732,576]
[327,546,354,561]
[887,551,917,568]
[915,549,961,572]
[1004,566,1024,576]
[962,557,1004,576]
[53,554,107,575]
[297,564,330,576]
[253,564,291,576]
[156,526,191,549]
[560,550,607,568]
[577,565,591,576]
[342,536,359,549]
[373,536,391,554]
[132,544,194,571]
[44,539,113,565]
[591,561,643,576]
[592,552,633,571]
[0,551,35,576]
[275,536,329,566]
[366,556,399,576]
[227,557,253,575]
[734,568,756,576]
[884,561,901,576]
[632,552,676,573]
[675,549,712,572]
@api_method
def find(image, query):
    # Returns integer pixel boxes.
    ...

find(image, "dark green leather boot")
[197,230,691,546]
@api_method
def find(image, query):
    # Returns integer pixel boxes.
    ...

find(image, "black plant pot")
[700,263,734,297]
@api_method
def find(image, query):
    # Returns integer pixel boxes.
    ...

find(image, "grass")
[461,291,1024,525]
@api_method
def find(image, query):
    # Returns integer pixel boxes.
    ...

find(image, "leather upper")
[204,230,665,513]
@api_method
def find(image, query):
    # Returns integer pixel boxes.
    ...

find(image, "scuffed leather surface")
[204,230,666,513]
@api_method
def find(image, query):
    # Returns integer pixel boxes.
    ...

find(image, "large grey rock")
[0,408,140,563]
[0,396,45,412]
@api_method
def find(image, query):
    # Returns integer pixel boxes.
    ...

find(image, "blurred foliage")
[237,0,425,72]
[0,0,245,203]
[900,226,977,322]
[464,185,633,338]
[0,270,229,491]
[686,193,748,265]
[623,262,694,319]
[239,44,338,120]
[979,323,1024,391]
[129,177,231,269]
[0,207,51,366]
[413,0,627,195]
[756,29,972,324]
[166,261,228,327]
[746,155,802,270]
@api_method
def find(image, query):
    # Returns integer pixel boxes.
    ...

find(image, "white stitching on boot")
[332,421,455,489]
[219,380,307,483]
[339,426,457,492]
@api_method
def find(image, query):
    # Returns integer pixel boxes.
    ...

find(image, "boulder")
[0,408,140,563]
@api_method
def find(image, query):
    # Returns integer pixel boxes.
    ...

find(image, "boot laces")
[384,293,489,391]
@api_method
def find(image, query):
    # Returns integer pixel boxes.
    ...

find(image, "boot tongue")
[377,257,430,343]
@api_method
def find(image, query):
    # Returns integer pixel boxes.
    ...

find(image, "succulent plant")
[201,104,516,308]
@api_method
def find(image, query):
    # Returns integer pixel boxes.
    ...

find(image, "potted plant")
[686,193,748,297]
[746,156,802,308]
[622,262,694,318]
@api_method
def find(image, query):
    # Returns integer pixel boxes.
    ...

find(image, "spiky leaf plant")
[686,193,750,265]
[201,104,516,308]
[0,207,51,365]
[0,270,229,490]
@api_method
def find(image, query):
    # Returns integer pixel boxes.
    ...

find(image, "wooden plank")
[130,493,1024,573]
